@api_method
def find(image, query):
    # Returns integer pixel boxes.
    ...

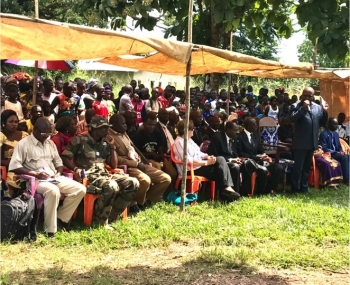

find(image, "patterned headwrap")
[11,72,31,81]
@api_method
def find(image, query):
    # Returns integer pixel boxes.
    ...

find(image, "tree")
[78,0,293,89]
[1,0,108,28]
[295,0,349,61]
[297,40,347,68]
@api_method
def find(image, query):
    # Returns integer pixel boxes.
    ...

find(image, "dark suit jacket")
[290,102,328,150]
[204,127,219,141]
[237,131,265,159]
[155,122,168,152]
[192,126,206,146]
[207,131,239,161]
[319,129,343,154]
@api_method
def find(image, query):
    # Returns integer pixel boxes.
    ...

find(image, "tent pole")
[226,31,233,114]
[32,0,39,104]
[180,0,194,212]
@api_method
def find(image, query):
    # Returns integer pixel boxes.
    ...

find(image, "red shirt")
[93,100,108,118]
[158,96,170,109]
[51,132,74,155]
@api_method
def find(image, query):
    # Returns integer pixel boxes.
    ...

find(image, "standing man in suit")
[108,114,171,212]
[319,117,349,183]
[290,87,328,193]
[237,117,284,195]
[207,121,242,194]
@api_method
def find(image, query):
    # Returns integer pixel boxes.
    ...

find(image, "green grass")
[1,185,349,284]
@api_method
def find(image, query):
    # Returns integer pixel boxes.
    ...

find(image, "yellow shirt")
[25,119,34,134]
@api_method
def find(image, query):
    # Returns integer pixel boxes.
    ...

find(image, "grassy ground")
[1,185,349,284]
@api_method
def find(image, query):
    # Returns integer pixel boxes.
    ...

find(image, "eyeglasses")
[36,128,53,136]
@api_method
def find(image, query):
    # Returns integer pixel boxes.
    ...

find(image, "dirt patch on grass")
[1,242,349,285]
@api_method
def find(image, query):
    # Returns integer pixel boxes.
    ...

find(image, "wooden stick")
[180,0,194,211]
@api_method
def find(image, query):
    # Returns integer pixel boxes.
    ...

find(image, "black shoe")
[57,219,71,232]
[222,189,241,199]
[47,232,55,240]
[129,204,141,214]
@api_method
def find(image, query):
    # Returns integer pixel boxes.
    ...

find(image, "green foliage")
[297,40,348,68]
[0,0,109,27]
[2,185,349,272]
[295,0,349,60]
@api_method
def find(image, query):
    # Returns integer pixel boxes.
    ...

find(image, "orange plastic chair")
[170,145,215,200]
[244,157,274,197]
[1,166,6,181]
[83,165,128,226]
[308,156,321,189]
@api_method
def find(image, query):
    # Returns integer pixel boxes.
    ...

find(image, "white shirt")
[267,106,279,120]
[173,137,206,177]
[9,133,63,177]
[119,94,133,114]
[42,92,58,113]
[244,129,252,144]
[2,100,24,120]
[336,124,349,139]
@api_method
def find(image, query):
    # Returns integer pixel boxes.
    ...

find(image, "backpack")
[1,192,37,242]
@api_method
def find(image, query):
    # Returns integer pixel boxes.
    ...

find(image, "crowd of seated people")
[1,73,349,238]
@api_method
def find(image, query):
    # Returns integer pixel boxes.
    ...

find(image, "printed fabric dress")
[314,151,343,186]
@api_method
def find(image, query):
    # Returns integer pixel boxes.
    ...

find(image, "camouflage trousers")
[92,174,139,225]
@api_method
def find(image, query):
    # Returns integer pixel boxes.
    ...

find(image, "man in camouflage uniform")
[61,115,138,229]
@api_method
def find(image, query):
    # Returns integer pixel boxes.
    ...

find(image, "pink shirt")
[132,99,145,124]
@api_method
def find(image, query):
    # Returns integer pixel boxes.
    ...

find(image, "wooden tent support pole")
[32,62,38,105]
[226,31,233,114]
[180,56,192,211]
[180,0,194,211]
[33,0,39,104]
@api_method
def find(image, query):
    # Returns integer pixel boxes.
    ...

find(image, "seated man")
[133,111,177,180]
[61,115,139,229]
[204,115,221,141]
[108,114,171,210]
[237,117,284,195]
[122,110,138,141]
[319,117,349,183]
[9,117,86,237]
[167,111,179,140]
[190,110,207,146]
[207,121,242,194]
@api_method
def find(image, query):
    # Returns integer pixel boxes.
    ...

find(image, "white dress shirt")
[173,137,206,177]
[244,129,252,144]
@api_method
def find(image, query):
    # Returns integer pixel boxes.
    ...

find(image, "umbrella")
[5,59,75,71]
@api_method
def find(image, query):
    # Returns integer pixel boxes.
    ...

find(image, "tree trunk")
[209,0,223,91]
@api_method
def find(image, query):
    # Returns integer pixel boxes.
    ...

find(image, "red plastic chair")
[170,145,215,200]
[83,164,128,226]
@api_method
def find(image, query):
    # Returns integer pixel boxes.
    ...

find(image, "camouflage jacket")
[61,133,111,171]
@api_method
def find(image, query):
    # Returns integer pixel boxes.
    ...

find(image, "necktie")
[331,133,336,151]
[250,133,255,148]
[228,139,233,153]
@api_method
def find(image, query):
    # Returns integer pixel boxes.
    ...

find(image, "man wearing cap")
[61,115,139,229]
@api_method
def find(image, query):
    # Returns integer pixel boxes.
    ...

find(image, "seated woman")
[51,116,77,155]
[1,110,29,197]
[314,145,343,188]
[173,120,240,201]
